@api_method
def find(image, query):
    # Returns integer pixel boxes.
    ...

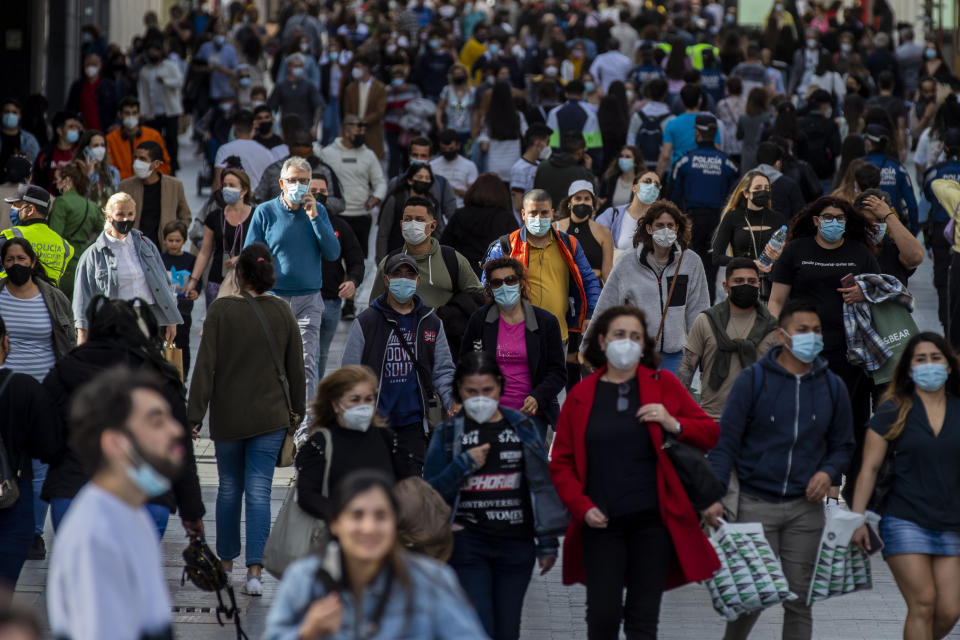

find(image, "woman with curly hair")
[584,201,709,373]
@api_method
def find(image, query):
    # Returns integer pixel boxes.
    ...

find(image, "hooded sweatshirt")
[367,238,483,309]
[754,162,805,219]
[532,152,593,211]
[318,137,388,218]
[585,244,709,355]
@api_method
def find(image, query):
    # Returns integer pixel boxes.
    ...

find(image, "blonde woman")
[711,171,788,276]
[435,64,475,145]
[72,191,181,345]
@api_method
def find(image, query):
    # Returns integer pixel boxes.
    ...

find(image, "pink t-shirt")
[496,316,532,410]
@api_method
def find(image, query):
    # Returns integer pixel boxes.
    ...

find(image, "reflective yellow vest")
[0,222,74,284]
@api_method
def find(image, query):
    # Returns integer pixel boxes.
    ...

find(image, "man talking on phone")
[244,156,341,440]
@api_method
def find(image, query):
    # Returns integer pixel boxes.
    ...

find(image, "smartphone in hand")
[840,273,856,289]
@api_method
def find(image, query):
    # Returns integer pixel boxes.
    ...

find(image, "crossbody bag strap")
[319,427,333,497]
[240,291,292,412]
[654,247,686,345]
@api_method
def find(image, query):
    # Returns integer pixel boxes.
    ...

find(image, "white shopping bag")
[806,505,873,605]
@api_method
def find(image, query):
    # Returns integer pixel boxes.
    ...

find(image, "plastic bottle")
[757,225,788,270]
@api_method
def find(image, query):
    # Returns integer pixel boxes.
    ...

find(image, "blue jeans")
[449,528,536,640]
[214,429,286,566]
[32,459,48,536]
[659,351,683,375]
[317,298,342,378]
[0,479,34,588]
[50,497,171,539]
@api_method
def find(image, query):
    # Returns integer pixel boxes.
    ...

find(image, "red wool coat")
[549,365,721,587]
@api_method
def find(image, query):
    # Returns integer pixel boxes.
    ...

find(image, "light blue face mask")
[65,129,80,144]
[2,113,19,129]
[388,277,417,303]
[222,187,242,204]
[784,330,824,363]
[584,81,596,94]
[124,446,172,498]
[618,157,634,173]
[285,182,309,205]
[525,216,552,237]
[493,283,521,308]
[637,182,660,205]
[819,219,846,243]
[872,222,887,244]
[291,66,305,78]
[912,362,949,391]
[8,207,20,227]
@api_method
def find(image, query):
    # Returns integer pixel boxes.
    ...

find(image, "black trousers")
[343,214,373,260]
[173,300,193,379]
[144,115,180,174]
[393,423,428,479]
[686,207,720,305]
[582,511,673,640]
[824,348,872,505]
[930,221,950,330]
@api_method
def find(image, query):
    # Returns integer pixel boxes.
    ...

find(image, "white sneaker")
[241,574,263,596]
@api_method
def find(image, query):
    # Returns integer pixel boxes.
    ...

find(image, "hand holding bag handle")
[654,245,686,347]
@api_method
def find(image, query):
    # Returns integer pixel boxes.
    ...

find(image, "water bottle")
[757,225,788,270]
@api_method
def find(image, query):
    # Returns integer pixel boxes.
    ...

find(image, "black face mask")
[257,121,273,136]
[442,150,459,161]
[5,264,32,286]
[312,192,328,205]
[571,204,593,220]
[411,180,431,194]
[352,133,366,147]
[729,284,760,308]
[452,76,467,85]
[113,219,135,235]
[751,190,771,208]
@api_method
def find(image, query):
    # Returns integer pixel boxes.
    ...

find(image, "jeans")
[50,497,171,539]
[277,291,325,408]
[393,423,428,479]
[214,429,286,566]
[581,511,674,640]
[32,459,48,536]
[450,528,536,640]
[659,351,683,374]
[317,298,342,377]
[722,494,825,640]
[0,478,34,589]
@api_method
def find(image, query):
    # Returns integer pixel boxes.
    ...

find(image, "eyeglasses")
[488,275,520,289]
[616,382,630,412]
[283,177,310,185]
[819,214,847,222]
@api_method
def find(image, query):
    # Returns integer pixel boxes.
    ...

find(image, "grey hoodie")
[754,163,783,183]
[584,244,710,355]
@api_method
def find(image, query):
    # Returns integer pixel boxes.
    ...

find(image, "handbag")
[241,291,301,467]
[868,300,919,385]
[263,428,333,579]
[661,433,726,511]
[181,535,249,640]
[162,341,184,382]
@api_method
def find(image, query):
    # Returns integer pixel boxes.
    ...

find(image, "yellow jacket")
[0,221,74,284]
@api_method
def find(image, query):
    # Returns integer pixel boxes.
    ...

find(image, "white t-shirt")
[430,155,478,209]
[214,138,275,191]
[617,211,640,250]
[47,483,172,640]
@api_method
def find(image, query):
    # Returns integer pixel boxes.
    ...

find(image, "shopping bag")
[162,342,184,381]
[869,300,919,385]
[705,520,797,621]
[262,484,329,579]
[806,505,873,605]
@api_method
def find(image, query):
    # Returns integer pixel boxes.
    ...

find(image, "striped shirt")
[0,289,56,381]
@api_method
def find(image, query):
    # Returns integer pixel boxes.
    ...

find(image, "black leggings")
[344,214,373,260]
[582,511,674,640]
[686,207,721,305]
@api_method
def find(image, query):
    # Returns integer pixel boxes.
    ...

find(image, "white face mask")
[401,220,429,244]
[85,65,100,79]
[652,228,677,248]
[539,144,552,160]
[463,396,498,423]
[340,403,376,432]
[122,116,139,131]
[352,66,365,80]
[89,145,107,162]
[605,338,643,370]
[544,65,558,77]
[133,159,153,179]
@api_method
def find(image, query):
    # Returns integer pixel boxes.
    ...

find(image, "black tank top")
[567,219,603,272]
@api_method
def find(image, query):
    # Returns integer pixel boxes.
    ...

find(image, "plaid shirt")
[843,273,914,372]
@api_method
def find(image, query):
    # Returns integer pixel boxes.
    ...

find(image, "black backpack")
[0,371,20,509]
[635,112,670,168]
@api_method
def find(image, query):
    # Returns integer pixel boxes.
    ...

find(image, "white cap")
[567,179,595,197]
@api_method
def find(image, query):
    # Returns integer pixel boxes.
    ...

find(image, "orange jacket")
[106,126,171,180]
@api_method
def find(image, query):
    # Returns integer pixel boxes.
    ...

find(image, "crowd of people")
[1,0,960,639]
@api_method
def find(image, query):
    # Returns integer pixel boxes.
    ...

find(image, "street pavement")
[12,135,960,639]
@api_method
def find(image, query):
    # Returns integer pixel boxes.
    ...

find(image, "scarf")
[703,299,779,391]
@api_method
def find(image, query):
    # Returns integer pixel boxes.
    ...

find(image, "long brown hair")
[582,305,661,370]
[879,332,960,440]
[632,200,692,250]
[310,365,387,432]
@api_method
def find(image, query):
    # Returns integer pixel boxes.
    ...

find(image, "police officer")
[864,123,919,235]
[2,184,74,285]
[670,114,738,303]
[923,127,960,328]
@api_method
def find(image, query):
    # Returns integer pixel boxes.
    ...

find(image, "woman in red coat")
[550,304,720,639]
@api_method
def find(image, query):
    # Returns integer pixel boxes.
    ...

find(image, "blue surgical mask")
[493,283,521,308]
[819,219,846,243]
[65,129,80,144]
[2,113,19,129]
[925,48,937,59]
[222,187,242,204]
[618,157,634,173]
[284,182,309,205]
[872,222,887,244]
[784,330,824,363]
[124,446,172,498]
[8,207,20,227]
[584,81,596,94]
[239,76,252,87]
[291,66,305,78]
[912,362,949,391]
[214,34,226,46]
[391,77,404,87]
[388,277,417,303]
[525,216,552,236]
[637,182,660,204]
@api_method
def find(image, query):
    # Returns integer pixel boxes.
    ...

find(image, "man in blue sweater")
[705,299,854,640]
[244,156,341,419]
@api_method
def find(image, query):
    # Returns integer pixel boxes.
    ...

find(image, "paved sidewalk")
[14,135,960,639]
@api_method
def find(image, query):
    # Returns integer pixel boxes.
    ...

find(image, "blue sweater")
[243,197,341,295]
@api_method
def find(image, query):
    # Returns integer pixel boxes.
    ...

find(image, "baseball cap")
[864,124,891,142]
[384,253,419,276]
[568,179,595,197]
[695,114,718,132]
[4,184,51,212]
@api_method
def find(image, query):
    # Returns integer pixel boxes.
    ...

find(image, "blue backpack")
[749,363,840,420]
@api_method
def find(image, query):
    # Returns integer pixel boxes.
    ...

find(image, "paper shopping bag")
[806,505,873,605]
[162,341,184,381]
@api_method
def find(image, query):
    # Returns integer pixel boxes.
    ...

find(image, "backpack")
[388,244,459,290]
[0,371,21,509]
[749,364,839,420]
[635,111,670,168]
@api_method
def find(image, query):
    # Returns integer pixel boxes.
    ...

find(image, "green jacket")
[48,189,104,299]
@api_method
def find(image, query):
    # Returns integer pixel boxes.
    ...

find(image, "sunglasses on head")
[488,275,520,288]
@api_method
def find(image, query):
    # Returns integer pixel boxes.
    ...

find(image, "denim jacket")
[72,230,182,329]
[263,544,488,640]
[424,407,568,558]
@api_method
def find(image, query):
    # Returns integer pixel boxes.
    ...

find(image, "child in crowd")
[160,220,195,378]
